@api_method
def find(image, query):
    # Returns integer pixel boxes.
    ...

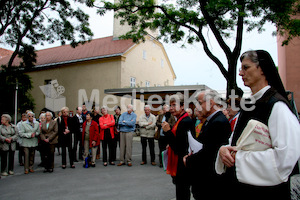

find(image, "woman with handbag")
[99,106,115,166]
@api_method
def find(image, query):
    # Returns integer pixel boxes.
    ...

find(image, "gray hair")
[186,108,193,114]
[1,114,12,122]
[45,111,53,118]
[163,104,169,109]
[26,111,35,117]
[197,90,221,105]
[61,106,69,112]
[127,104,133,110]
[240,50,259,66]
[101,105,108,111]
[144,105,151,110]
[39,113,46,120]
[169,93,185,106]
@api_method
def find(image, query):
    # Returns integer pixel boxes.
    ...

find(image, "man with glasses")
[183,90,231,200]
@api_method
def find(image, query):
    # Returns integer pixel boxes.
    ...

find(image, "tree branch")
[199,0,232,58]
[233,0,245,58]
[111,3,229,80]
[7,0,49,68]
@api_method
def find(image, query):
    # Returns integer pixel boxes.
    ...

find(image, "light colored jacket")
[139,113,157,138]
[18,120,40,147]
[0,124,18,151]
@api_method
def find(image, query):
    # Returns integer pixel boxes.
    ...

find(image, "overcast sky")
[2,3,280,93]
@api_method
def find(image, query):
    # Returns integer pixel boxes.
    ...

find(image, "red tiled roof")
[0,48,13,60]
[0,36,135,67]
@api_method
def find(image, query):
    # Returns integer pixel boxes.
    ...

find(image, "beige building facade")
[0,36,175,116]
[0,6,175,117]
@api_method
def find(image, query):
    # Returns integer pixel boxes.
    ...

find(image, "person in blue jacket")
[117,104,137,167]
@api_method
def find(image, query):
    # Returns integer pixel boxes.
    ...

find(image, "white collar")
[252,85,271,101]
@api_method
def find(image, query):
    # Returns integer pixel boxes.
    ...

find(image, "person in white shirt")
[216,50,300,200]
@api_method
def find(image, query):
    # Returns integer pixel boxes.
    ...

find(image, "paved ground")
[0,137,176,200]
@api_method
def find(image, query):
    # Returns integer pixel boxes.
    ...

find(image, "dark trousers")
[61,133,76,166]
[17,144,24,164]
[43,142,55,169]
[74,133,83,160]
[141,137,155,163]
[175,165,191,200]
[158,135,168,165]
[1,148,15,172]
[38,142,46,166]
[175,178,191,200]
[62,144,74,166]
[112,132,120,161]
[102,130,114,163]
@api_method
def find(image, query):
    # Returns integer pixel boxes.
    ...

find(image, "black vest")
[231,87,291,146]
[227,87,295,200]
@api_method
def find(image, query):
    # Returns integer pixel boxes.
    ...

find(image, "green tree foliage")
[0,0,94,68]
[0,66,35,118]
[0,0,94,117]
[98,0,300,96]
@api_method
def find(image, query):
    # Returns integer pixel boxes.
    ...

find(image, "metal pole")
[14,81,18,125]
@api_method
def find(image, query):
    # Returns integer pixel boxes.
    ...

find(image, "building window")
[130,77,136,88]
[44,79,52,85]
[143,50,147,60]
[145,81,150,87]
[161,59,164,68]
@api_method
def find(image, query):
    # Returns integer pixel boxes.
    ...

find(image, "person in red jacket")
[99,106,115,166]
[82,113,99,167]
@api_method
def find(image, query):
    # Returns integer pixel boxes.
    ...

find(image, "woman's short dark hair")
[114,106,121,111]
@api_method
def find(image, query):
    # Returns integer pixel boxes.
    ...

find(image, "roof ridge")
[37,36,114,52]
[0,35,136,67]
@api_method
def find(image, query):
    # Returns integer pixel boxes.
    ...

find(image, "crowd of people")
[0,50,300,200]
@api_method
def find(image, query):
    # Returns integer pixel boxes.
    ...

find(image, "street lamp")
[14,81,18,125]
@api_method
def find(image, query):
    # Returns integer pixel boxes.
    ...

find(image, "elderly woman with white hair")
[99,106,115,166]
[0,114,18,176]
[18,111,40,174]
[40,111,58,173]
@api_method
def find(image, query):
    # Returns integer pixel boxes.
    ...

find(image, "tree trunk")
[226,56,243,99]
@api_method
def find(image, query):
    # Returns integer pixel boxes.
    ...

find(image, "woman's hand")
[183,155,189,167]
[219,146,237,168]
[162,122,171,132]
[64,129,70,135]
[5,138,11,143]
